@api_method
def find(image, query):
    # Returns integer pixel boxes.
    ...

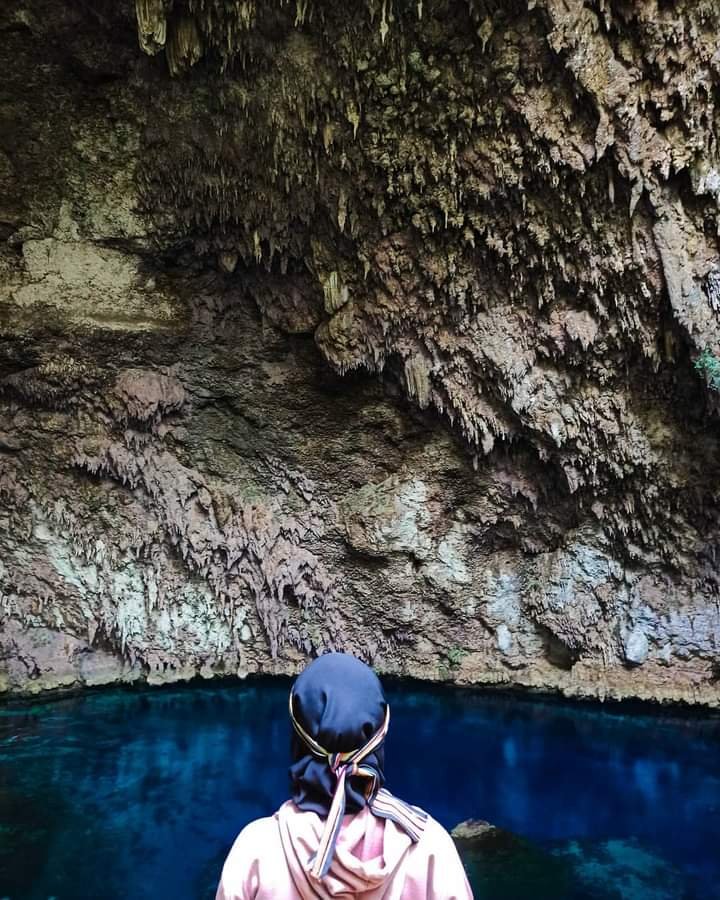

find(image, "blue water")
[0,680,719,899]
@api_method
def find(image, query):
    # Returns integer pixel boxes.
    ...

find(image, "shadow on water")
[0,680,719,900]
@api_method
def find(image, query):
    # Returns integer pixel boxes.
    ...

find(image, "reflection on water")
[0,681,718,899]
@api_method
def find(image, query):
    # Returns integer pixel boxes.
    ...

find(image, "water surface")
[0,681,718,899]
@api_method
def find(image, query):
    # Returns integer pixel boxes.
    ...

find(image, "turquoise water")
[0,681,719,899]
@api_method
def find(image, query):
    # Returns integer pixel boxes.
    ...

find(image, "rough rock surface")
[1,0,720,703]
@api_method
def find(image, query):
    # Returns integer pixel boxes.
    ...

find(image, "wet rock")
[452,819,517,848]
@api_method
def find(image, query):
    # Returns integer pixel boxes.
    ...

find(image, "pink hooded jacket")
[215,800,473,900]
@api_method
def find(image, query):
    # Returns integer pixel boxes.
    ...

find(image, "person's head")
[288,652,389,816]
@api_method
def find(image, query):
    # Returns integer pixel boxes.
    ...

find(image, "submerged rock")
[554,838,688,900]
[452,819,576,898]
[452,822,689,900]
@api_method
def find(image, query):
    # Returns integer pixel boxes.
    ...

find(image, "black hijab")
[288,653,388,816]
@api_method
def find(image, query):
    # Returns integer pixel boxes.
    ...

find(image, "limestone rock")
[451,820,500,843]
[1,0,720,704]
[623,627,650,667]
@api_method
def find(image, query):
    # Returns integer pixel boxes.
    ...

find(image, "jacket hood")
[277,801,413,899]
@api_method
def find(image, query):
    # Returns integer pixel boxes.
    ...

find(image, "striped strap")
[370,788,428,841]
[289,692,391,880]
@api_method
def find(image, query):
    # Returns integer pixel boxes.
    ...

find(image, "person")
[215,652,473,899]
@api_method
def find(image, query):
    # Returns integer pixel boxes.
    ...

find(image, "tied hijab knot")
[289,690,390,880]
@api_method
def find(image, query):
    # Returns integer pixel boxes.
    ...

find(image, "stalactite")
[4,0,720,704]
[135,0,169,54]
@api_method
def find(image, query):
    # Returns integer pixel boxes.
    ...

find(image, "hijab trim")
[370,788,428,841]
[289,690,391,879]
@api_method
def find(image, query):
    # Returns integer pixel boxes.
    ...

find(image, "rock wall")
[1,0,719,703]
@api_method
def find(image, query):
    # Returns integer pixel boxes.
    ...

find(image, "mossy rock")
[452,819,578,900]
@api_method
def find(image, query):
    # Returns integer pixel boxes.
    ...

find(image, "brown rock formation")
[1,0,719,703]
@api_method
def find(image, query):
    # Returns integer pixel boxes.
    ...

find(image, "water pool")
[0,681,718,899]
